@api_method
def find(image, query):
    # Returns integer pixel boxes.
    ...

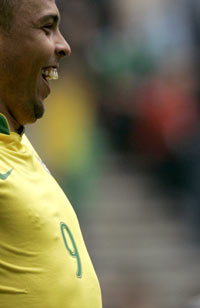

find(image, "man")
[0,0,102,307]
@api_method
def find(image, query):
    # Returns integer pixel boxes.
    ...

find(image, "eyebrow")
[38,14,60,25]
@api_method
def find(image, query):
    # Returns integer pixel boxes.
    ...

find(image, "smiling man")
[0,0,102,307]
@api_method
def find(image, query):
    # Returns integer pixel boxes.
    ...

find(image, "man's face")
[0,0,71,127]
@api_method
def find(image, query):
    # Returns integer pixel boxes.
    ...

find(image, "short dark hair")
[0,0,19,32]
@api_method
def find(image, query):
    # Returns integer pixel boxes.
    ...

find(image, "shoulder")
[22,134,40,159]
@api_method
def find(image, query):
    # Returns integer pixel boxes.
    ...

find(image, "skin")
[0,0,71,132]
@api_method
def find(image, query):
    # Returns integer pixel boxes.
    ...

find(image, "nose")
[56,31,71,59]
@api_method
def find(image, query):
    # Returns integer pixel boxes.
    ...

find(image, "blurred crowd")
[54,0,200,243]
[27,0,200,307]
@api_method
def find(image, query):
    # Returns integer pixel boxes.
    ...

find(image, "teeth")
[42,68,58,80]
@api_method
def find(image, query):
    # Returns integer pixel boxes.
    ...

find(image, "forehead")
[18,0,60,21]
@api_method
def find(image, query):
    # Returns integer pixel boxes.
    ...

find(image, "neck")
[0,103,22,134]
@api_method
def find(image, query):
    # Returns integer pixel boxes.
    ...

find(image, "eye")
[42,24,54,34]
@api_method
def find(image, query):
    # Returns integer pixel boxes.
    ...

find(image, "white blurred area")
[26,0,200,307]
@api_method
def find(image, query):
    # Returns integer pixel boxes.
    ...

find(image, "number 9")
[60,222,82,278]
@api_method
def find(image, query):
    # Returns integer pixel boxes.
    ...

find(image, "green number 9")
[60,222,82,278]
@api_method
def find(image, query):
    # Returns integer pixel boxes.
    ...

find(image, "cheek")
[28,39,55,76]
[33,32,55,59]
[0,33,55,88]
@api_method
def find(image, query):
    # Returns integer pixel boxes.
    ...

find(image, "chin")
[21,101,45,125]
[33,99,45,120]
[34,106,45,120]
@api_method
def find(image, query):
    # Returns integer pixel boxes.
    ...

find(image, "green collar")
[0,114,10,135]
[0,113,24,136]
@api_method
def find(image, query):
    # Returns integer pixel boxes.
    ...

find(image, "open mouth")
[41,67,59,81]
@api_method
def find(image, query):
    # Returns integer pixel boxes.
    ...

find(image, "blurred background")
[27,0,200,307]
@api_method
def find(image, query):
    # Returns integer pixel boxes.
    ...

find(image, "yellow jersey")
[0,114,102,308]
